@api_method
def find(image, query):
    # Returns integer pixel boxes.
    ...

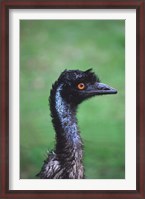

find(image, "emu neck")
[50,84,83,156]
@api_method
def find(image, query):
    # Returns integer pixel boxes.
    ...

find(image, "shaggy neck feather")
[50,84,83,157]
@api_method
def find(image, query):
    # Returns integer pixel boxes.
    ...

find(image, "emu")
[37,69,117,179]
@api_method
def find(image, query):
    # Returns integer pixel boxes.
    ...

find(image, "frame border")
[0,0,145,199]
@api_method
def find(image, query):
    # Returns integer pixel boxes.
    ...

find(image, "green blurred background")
[20,20,125,179]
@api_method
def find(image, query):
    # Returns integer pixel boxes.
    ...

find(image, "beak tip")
[112,89,118,94]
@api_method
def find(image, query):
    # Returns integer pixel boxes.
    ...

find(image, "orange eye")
[77,83,85,90]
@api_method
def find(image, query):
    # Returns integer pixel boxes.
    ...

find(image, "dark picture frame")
[0,0,145,199]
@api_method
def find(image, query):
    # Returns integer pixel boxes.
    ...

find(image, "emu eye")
[77,83,85,90]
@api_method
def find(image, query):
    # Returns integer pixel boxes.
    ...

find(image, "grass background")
[20,20,125,179]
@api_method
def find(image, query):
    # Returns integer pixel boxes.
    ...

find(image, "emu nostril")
[104,87,110,90]
[97,83,110,90]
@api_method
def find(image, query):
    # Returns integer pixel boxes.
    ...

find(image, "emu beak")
[96,82,117,95]
[86,82,117,95]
